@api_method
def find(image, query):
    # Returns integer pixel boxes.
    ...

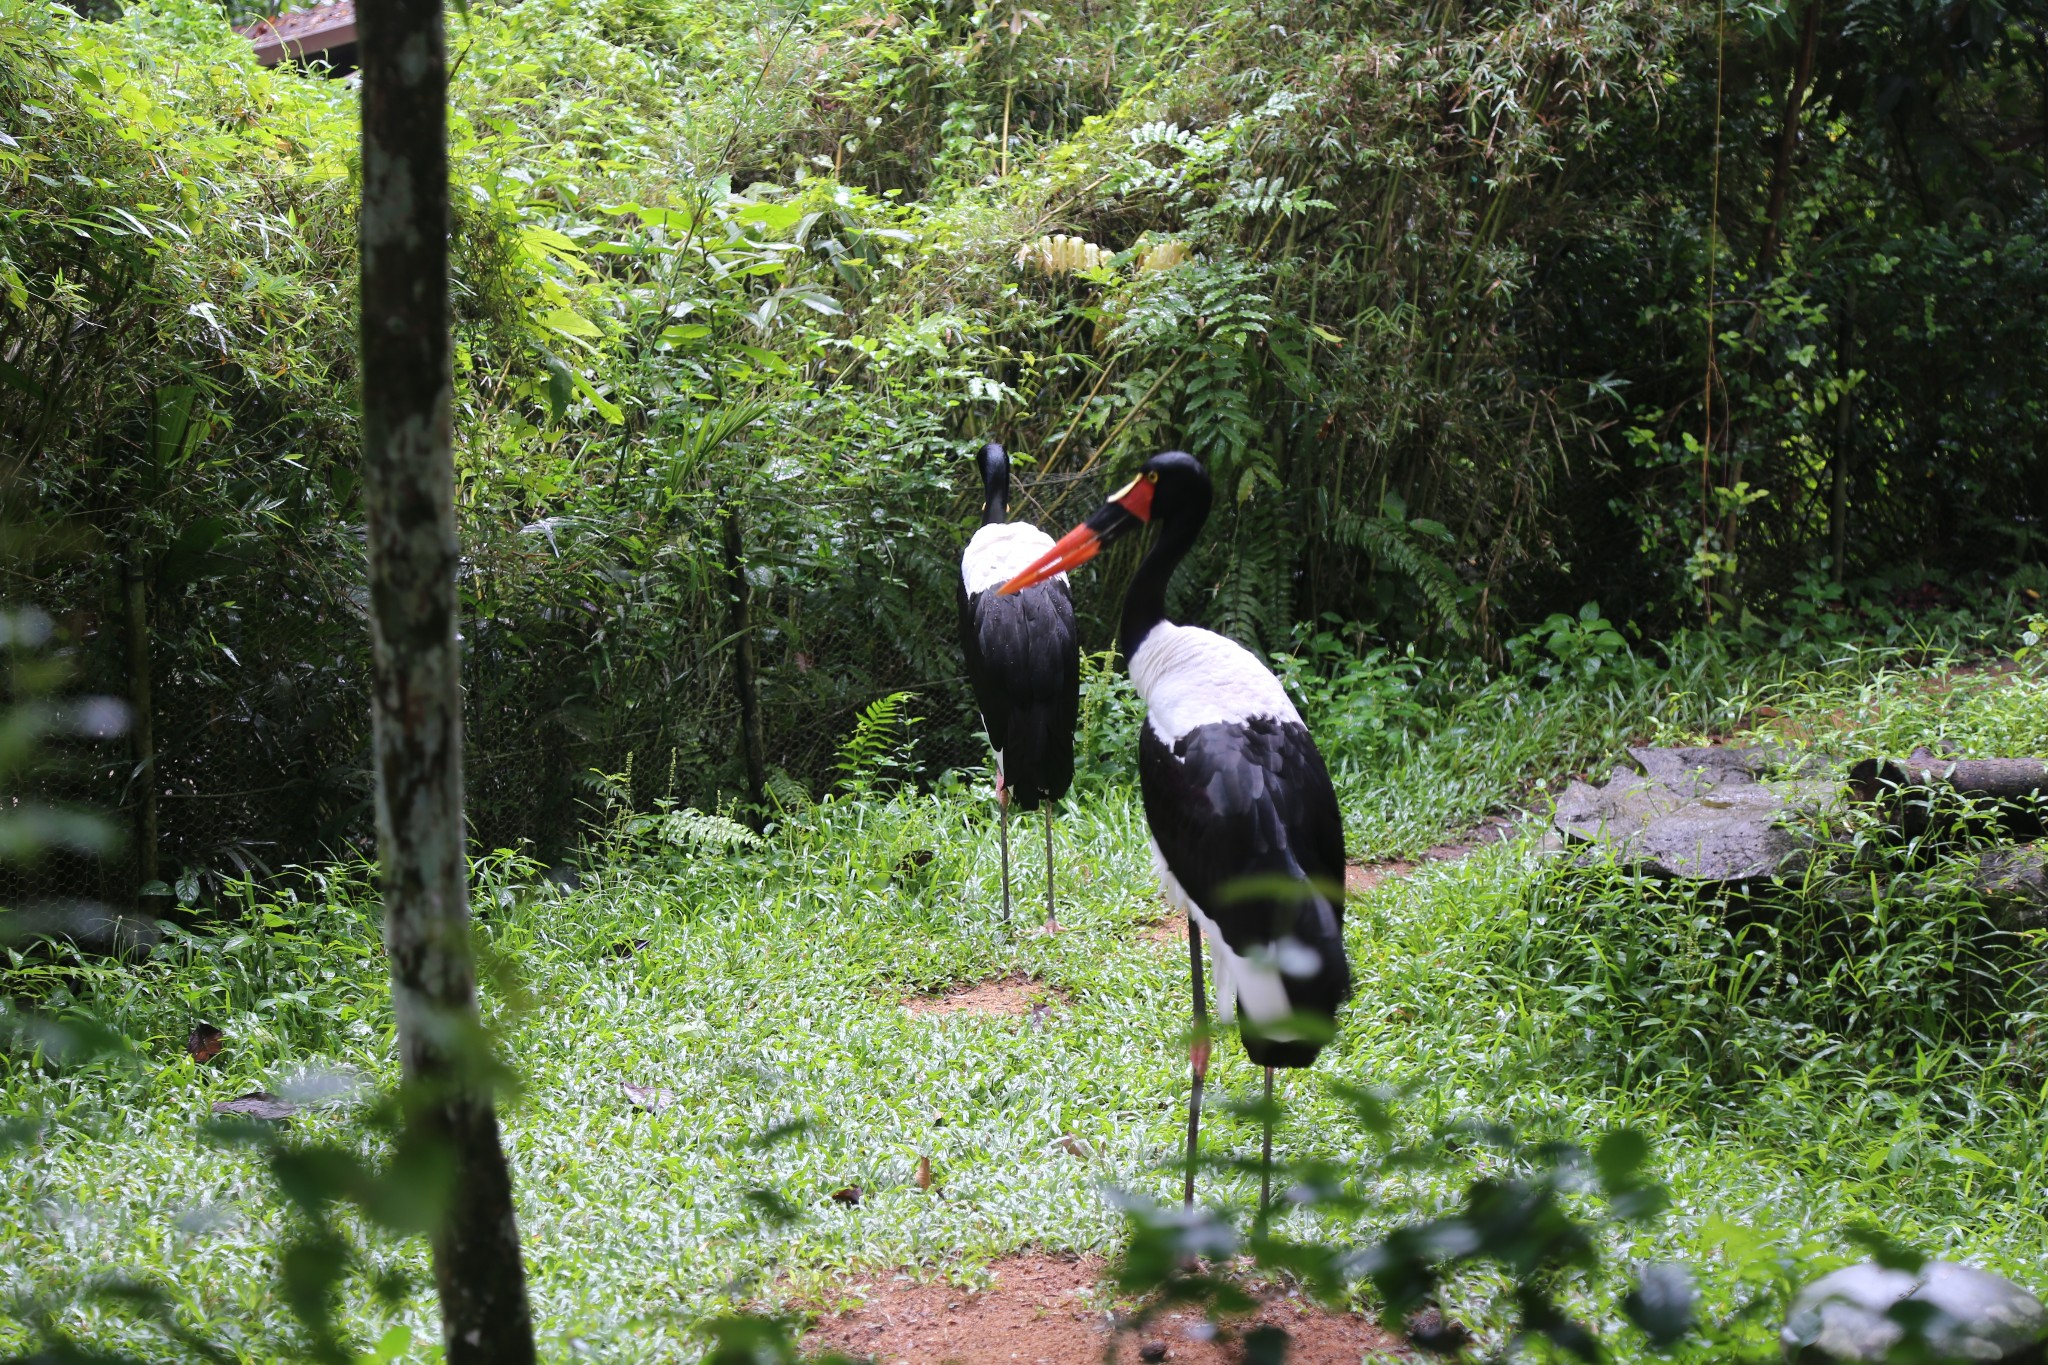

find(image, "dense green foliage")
[5,640,2045,1360]
[3,0,2044,871]
[5,1,2048,1356]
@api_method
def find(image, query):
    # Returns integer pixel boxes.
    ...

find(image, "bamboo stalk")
[1000,82,1014,180]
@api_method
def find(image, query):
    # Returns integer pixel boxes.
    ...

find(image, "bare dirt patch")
[800,1253,1403,1364]
[1421,812,1519,863]
[903,974,1067,1018]
[1345,813,1521,896]
[1141,913,1188,946]
[1344,861,1417,895]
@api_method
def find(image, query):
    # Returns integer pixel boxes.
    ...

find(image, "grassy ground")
[4,638,2046,1362]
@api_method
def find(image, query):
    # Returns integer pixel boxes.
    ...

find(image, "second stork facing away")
[958,443,1079,932]
[1001,450,1352,1211]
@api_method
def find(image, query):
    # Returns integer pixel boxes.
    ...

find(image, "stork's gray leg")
[1042,804,1058,934]
[1184,917,1210,1211]
[1261,1065,1274,1217]
[997,785,1012,928]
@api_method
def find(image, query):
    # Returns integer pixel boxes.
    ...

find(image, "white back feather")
[961,522,1061,596]
[1129,622,1300,741]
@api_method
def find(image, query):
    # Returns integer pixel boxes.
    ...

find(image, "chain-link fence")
[6,509,1025,916]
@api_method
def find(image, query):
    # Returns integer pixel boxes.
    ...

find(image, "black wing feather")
[1139,714,1350,1067]
[958,577,1078,809]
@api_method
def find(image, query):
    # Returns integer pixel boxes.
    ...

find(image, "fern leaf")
[657,808,763,853]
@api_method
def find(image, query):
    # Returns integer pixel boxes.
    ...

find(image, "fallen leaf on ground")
[621,1082,674,1114]
[185,1024,223,1064]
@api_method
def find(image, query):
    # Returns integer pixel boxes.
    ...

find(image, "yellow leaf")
[535,307,601,339]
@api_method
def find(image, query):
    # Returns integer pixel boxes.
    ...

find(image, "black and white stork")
[958,442,1080,932]
[1000,450,1351,1210]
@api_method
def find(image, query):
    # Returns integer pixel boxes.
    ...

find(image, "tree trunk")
[1756,1,1825,279]
[358,0,536,1357]
[723,507,769,818]
[1848,751,2048,838]
[123,560,157,892]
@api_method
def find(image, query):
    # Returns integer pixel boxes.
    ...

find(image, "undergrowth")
[3,637,2045,1361]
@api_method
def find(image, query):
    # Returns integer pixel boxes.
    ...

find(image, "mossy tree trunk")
[358,0,537,1358]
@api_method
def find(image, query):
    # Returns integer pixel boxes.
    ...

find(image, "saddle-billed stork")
[1000,450,1350,1210]
[958,442,1079,932]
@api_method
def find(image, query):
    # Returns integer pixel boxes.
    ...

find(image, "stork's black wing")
[958,578,1079,809]
[1139,713,1350,1066]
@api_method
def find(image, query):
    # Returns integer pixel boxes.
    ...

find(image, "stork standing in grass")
[958,442,1079,932]
[1001,450,1350,1210]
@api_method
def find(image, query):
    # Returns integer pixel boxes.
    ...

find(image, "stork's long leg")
[1042,804,1058,934]
[1261,1065,1274,1217]
[997,785,1012,928]
[1183,917,1210,1211]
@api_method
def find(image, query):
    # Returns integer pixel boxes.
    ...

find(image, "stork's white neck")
[961,522,1061,596]
[1128,622,1299,741]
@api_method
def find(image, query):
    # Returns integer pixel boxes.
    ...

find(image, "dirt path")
[903,974,1068,1017]
[801,1253,1402,1363]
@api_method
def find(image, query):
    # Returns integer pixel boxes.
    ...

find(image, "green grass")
[5,641,2047,1362]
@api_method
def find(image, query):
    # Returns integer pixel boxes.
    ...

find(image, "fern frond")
[1016,234,1110,275]
[657,807,763,852]
[835,691,920,792]
[765,767,813,810]
[1329,512,1473,640]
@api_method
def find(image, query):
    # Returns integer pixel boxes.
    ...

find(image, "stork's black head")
[997,450,1211,594]
[1132,450,1212,531]
[975,442,1010,523]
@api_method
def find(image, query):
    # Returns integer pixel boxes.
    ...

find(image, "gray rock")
[0,902,159,962]
[1781,1261,2046,1363]
[1971,845,2047,933]
[1551,746,1842,882]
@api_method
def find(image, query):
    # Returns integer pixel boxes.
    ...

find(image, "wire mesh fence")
[5,529,1002,918]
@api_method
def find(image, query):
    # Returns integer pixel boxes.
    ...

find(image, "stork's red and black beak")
[998,472,1157,595]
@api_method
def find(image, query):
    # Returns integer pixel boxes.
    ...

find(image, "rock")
[1138,1342,1169,1362]
[1551,746,1841,882]
[1781,1260,2047,1363]
[0,902,160,962]
[212,1092,298,1121]
[1971,845,2048,933]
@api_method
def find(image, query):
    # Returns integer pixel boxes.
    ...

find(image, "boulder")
[1551,746,1841,882]
[1969,845,2048,933]
[1781,1261,2046,1363]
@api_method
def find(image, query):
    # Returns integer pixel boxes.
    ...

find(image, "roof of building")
[237,0,356,67]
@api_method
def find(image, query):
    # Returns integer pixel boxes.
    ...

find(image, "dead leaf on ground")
[212,1091,296,1121]
[831,1184,863,1205]
[622,1082,674,1114]
[185,1023,224,1065]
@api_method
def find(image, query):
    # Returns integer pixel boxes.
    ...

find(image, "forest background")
[2,0,2045,905]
